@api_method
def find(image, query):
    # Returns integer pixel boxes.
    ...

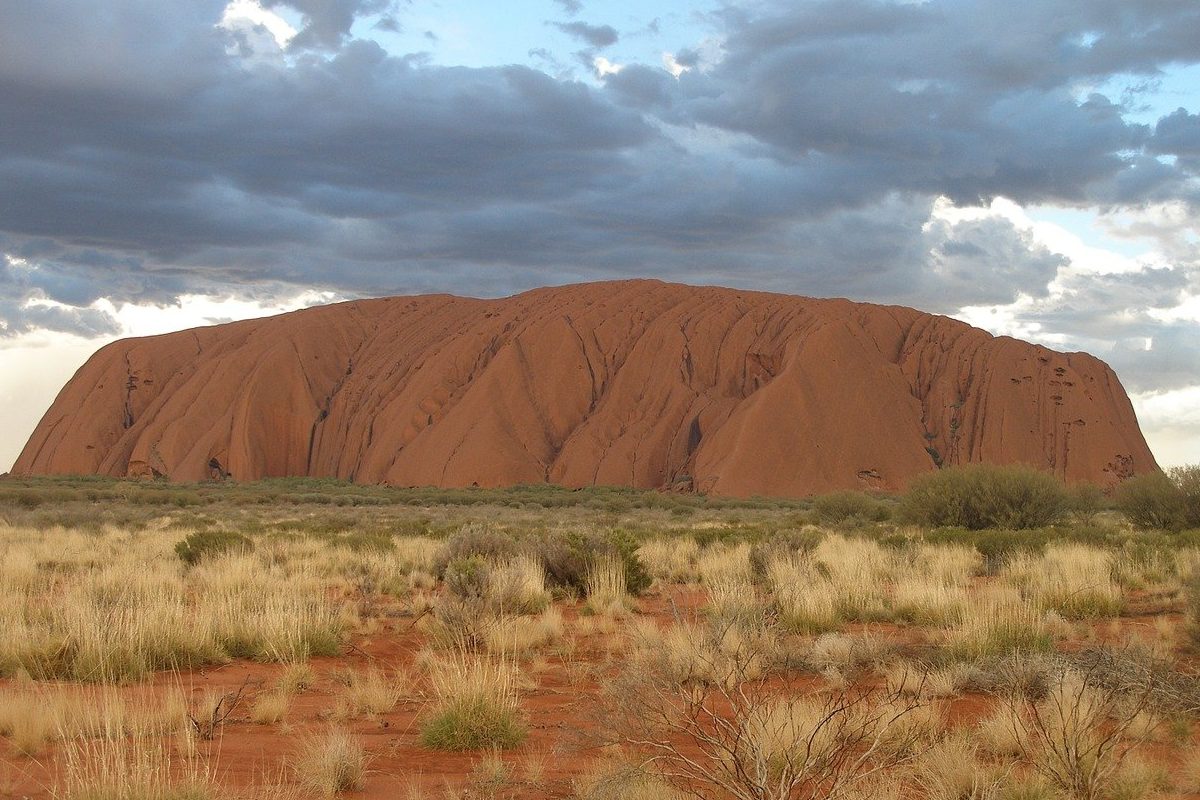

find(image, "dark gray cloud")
[0,251,121,338]
[0,0,1198,399]
[1151,109,1200,173]
[552,20,619,49]
[262,0,396,50]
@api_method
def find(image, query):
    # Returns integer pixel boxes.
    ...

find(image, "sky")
[1,0,1198,472]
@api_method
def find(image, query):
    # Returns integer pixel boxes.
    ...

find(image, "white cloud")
[219,0,297,48]
[662,52,688,78]
[593,56,623,77]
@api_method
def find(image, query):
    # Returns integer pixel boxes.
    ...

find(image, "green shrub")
[444,556,492,601]
[419,698,526,750]
[1067,482,1105,524]
[1171,464,1200,528]
[900,464,1068,530]
[1117,471,1188,531]
[432,524,521,577]
[811,491,891,525]
[535,529,651,597]
[174,530,254,565]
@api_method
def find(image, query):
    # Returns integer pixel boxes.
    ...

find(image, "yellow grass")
[292,728,366,796]
[57,724,213,800]
[1004,544,1124,619]
[333,666,401,718]
[483,607,564,655]
[584,554,630,616]
[637,538,699,584]
[0,527,344,682]
[0,683,187,755]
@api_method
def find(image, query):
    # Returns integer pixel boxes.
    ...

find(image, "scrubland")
[1,466,1200,799]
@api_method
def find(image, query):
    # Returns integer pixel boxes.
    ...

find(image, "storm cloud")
[0,0,1198,409]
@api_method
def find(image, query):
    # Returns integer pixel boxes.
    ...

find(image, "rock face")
[14,280,1157,496]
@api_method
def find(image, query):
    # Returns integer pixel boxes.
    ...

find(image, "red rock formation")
[14,280,1157,495]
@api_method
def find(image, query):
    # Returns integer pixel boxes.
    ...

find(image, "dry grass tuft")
[584,554,630,616]
[419,650,525,750]
[293,728,366,797]
[57,727,213,800]
[333,666,400,719]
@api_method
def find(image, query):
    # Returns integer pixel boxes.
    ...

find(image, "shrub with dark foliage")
[811,491,891,525]
[174,530,254,565]
[535,528,651,597]
[899,464,1068,530]
[431,523,521,577]
[1118,466,1200,532]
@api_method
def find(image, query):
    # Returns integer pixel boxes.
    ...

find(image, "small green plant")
[444,555,492,601]
[432,524,520,577]
[174,530,253,565]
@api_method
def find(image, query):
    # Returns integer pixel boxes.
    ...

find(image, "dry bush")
[0,533,343,682]
[1111,546,1180,594]
[573,757,687,800]
[811,535,894,621]
[0,684,186,755]
[999,665,1158,800]
[468,747,513,795]
[976,701,1026,758]
[767,555,841,634]
[696,542,753,584]
[883,662,971,700]
[628,615,778,689]
[1177,750,1200,794]
[912,544,983,585]
[293,728,366,796]
[891,578,969,625]
[487,555,551,614]
[584,553,631,616]
[705,572,761,624]
[947,586,1051,659]
[638,538,700,584]
[483,607,564,655]
[805,633,892,679]
[251,689,291,725]
[1105,756,1171,800]
[278,662,316,694]
[598,617,930,800]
